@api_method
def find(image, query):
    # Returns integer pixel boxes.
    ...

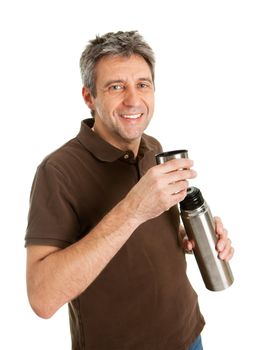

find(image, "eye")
[109,84,124,91]
[137,82,152,89]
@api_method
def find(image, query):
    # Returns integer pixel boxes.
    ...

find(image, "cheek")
[94,100,109,117]
[146,96,155,115]
[98,97,120,114]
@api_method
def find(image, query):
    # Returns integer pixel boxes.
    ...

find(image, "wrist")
[119,194,145,228]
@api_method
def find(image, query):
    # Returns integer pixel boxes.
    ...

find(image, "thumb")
[182,238,194,253]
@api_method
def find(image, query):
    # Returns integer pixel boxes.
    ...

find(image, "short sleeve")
[25,162,80,248]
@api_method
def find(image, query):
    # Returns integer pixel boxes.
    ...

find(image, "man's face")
[84,54,155,151]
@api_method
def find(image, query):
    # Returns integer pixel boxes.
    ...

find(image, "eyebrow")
[103,80,124,88]
[103,77,153,89]
[137,77,153,83]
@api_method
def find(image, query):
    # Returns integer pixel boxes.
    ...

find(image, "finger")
[214,216,223,233]
[163,182,190,209]
[179,225,186,240]
[166,169,197,184]
[215,220,228,241]
[168,180,189,195]
[224,246,234,261]
[220,246,234,261]
[216,229,228,251]
[183,238,192,250]
[218,239,232,260]
[169,189,188,206]
[182,238,194,254]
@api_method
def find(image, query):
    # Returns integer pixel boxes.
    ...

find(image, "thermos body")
[180,193,234,291]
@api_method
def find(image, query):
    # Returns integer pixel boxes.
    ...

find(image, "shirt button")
[124,153,129,159]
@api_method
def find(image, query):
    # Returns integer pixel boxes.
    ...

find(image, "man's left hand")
[214,216,234,261]
[181,216,234,261]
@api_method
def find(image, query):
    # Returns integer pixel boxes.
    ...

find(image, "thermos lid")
[180,186,204,211]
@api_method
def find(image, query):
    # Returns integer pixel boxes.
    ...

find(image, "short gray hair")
[80,31,155,97]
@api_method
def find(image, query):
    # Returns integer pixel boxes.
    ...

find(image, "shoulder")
[40,137,84,168]
[35,137,87,184]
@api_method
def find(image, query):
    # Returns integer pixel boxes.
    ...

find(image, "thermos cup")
[155,149,188,164]
[155,150,234,291]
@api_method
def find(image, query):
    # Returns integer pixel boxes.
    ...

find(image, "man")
[25,31,233,350]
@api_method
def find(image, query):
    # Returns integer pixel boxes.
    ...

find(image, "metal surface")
[155,151,234,291]
[155,150,188,164]
[181,203,234,291]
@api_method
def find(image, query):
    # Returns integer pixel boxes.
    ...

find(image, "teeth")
[121,114,142,119]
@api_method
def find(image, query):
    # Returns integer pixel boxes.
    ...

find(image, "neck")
[92,124,140,158]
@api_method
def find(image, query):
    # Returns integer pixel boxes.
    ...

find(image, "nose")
[123,86,141,107]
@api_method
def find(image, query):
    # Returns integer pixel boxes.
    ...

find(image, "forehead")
[95,54,152,84]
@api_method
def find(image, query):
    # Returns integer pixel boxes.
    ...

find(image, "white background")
[1,0,264,349]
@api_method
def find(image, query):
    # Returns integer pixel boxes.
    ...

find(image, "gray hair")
[80,31,155,97]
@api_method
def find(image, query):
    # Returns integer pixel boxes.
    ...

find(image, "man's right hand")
[125,158,197,224]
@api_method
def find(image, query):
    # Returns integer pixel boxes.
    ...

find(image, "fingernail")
[217,242,224,251]
[219,252,225,260]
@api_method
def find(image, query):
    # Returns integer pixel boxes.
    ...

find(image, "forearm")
[27,197,140,318]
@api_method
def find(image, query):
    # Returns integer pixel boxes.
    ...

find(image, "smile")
[120,113,142,119]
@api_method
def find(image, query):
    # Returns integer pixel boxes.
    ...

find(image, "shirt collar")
[76,119,154,162]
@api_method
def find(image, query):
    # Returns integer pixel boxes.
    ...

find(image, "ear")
[82,86,95,110]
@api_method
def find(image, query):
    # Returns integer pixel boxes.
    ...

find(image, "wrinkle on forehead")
[95,54,153,88]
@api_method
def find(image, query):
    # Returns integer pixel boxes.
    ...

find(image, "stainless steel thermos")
[180,186,234,291]
[155,150,234,291]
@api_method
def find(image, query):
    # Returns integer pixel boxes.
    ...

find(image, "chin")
[121,129,145,141]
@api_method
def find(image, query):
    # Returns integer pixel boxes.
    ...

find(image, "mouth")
[120,113,143,120]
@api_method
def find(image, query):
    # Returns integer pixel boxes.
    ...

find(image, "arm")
[27,158,196,319]
[27,198,140,319]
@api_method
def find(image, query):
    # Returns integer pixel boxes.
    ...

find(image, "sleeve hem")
[24,238,71,249]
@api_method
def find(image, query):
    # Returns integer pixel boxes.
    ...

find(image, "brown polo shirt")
[25,119,205,349]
